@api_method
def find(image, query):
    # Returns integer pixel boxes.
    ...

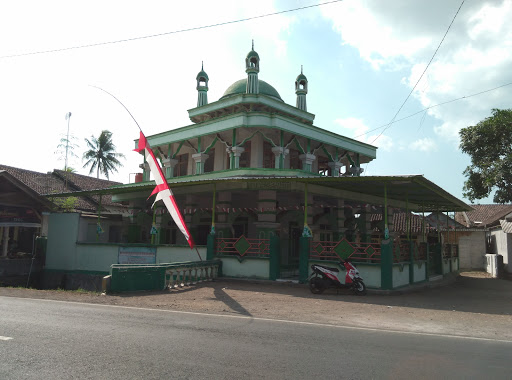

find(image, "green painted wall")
[75,244,119,272]
[442,258,451,274]
[356,265,381,288]
[221,257,269,279]
[46,213,80,271]
[47,213,208,273]
[157,246,206,263]
[451,258,459,272]
[392,264,410,288]
[413,261,427,282]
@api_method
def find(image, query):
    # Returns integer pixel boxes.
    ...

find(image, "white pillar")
[162,157,178,178]
[299,153,316,172]
[139,162,150,181]
[192,153,209,175]
[328,162,343,177]
[271,147,289,169]
[227,147,245,169]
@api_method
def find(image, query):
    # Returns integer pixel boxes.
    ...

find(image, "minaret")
[295,65,308,111]
[196,62,209,107]
[245,40,260,94]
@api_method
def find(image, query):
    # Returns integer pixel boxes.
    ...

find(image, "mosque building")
[45,44,468,288]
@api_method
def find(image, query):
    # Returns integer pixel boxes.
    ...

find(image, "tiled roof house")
[0,164,122,212]
[455,204,512,228]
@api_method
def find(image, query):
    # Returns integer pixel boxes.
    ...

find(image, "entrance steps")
[429,274,443,282]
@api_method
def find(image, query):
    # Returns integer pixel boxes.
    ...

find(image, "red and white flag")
[134,131,195,249]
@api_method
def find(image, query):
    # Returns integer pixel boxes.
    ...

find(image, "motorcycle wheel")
[352,279,367,296]
[309,277,326,294]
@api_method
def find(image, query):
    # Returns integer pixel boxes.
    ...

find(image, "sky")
[1,0,511,204]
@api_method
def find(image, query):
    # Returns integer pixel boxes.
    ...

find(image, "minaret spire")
[245,41,260,94]
[196,63,209,107]
[295,66,308,111]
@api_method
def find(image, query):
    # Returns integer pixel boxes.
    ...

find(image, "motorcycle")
[308,259,367,295]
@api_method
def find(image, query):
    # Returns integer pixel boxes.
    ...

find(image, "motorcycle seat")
[314,264,339,273]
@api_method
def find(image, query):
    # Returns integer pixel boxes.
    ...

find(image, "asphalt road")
[1,296,511,379]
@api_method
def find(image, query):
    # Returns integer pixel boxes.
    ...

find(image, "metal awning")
[45,175,470,212]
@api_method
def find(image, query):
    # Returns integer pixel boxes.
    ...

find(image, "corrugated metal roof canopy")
[47,175,470,212]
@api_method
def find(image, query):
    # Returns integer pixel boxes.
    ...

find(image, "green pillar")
[299,236,311,283]
[435,243,442,274]
[96,194,103,241]
[381,240,393,290]
[383,183,389,239]
[151,207,157,245]
[425,243,430,279]
[409,240,415,284]
[269,235,280,280]
[206,234,215,260]
[211,183,216,234]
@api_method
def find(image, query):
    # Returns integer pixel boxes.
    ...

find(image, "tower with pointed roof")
[245,40,260,94]
[196,63,209,107]
[295,66,308,111]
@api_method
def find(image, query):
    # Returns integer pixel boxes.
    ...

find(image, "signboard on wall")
[118,246,156,264]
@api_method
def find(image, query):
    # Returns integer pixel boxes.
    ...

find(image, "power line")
[370,0,465,144]
[354,81,512,139]
[0,0,344,60]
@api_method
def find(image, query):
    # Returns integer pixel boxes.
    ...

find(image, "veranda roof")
[46,175,471,212]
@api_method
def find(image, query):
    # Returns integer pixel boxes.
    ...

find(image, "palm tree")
[82,130,125,179]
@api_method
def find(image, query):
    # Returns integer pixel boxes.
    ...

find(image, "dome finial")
[196,63,209,107]
[295,66,308,111]
[246,41,260,93]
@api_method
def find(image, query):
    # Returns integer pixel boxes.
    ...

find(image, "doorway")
[280,222,301,279]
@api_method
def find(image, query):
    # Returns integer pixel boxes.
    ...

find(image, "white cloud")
[410,138,438,152]
[322,0,512,143]
[0,0,296,182]
[334,117,393,151]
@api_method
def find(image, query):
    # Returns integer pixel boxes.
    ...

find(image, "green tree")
[459,108,512,203]
[51,196,79,212]
[55,134,79,169]
[82,130,125,179]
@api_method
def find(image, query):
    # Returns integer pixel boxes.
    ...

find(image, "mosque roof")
[220,78,283,101]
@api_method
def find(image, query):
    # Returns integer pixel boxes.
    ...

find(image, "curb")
[367,273,458,295]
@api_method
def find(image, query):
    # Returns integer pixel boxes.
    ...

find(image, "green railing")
[165,261,220,289]
[109,260,221,292]
[216,236,270,258]
[309,238,381,262]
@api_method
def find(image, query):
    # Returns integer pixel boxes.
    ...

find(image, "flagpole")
[91,86,143,133]
[92,85,197,251]
[195,247,203,261]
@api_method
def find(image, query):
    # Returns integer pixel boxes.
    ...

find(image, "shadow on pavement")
[215,273,512,316]
[213,286,252,316]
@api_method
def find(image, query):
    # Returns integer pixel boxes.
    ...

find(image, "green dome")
[196,70,209,80]
[296,73,307,82]
[220,79,283,101]
[246,49,259,60]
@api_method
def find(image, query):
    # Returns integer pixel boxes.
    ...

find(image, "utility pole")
[64,112,72,171]
[64,112,72,190]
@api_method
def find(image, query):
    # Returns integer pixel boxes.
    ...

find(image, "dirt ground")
[1,271,511,340]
